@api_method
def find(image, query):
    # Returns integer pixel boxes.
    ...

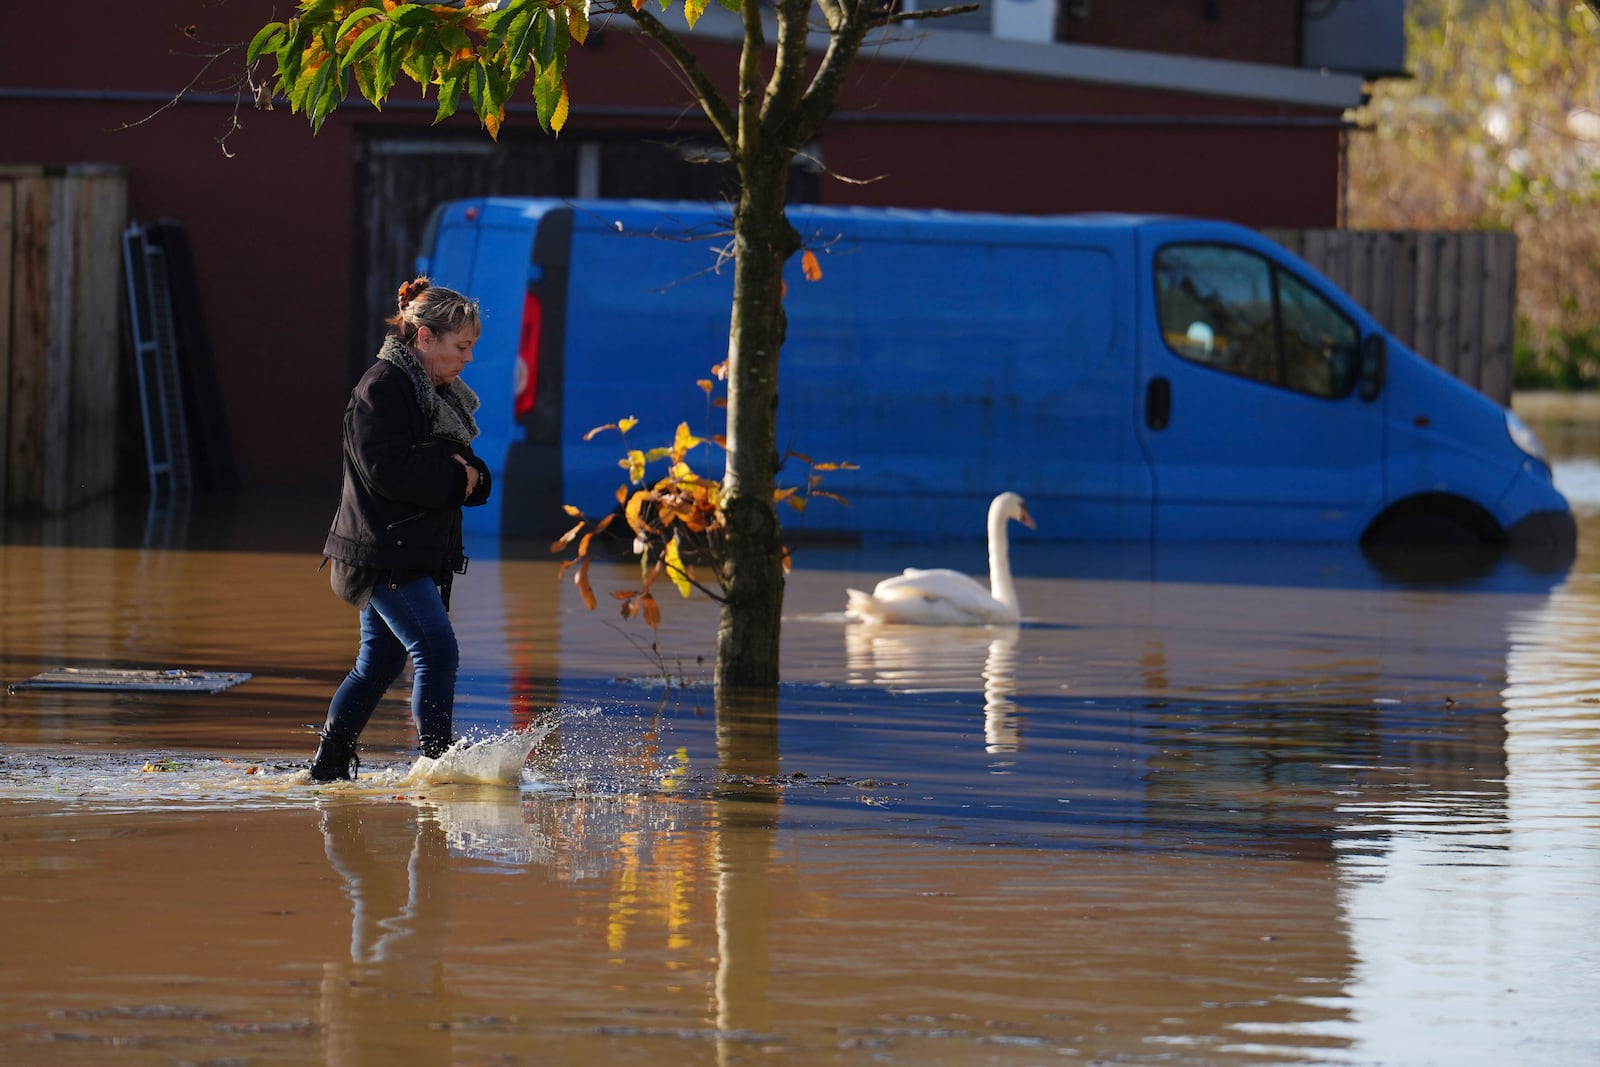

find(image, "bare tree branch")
[620,5,740,151]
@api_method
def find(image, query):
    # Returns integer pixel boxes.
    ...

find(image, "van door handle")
[1146,377,1171,431]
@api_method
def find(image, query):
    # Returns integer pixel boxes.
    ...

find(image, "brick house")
[0,1,1403,492]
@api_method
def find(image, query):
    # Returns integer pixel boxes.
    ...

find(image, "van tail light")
[514,289,541,418]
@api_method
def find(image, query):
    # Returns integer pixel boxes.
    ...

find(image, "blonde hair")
[387,276,481,344]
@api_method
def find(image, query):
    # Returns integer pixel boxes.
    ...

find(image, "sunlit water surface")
[3,435,1600,1065]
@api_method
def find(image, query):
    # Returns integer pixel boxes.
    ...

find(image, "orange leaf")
[780,545,792,576]
[578,531,595,557]
[620,595,638,620]
[596,512,617,532]
[801,249,822,282]
[641,591,661,628]
[812,461,859,471]
[710,361,728,380]
[576,558,597,611]
[697,379,713,394]
[550,520,585,553]
[562,503,584,517]
[583,422,617,441]
[610,589,637,600]
[616,485,628,506]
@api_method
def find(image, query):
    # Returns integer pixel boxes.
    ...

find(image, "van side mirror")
[1359,334,1387,402]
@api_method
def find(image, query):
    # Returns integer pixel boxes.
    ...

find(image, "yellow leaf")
[567,0,589,45]
[484,107,502,140]
[551,81,570,134]
[801,249,822,281]
[620,449,646,483]
[671,422,702,461]
[665,536,692,598]
[784,496,808,513]
[625,490,653,534]
[644,446,673,463]
[773,487,797,503]
[812,461,860,471]
[618,416,638,434]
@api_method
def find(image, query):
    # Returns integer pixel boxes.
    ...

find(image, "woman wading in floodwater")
[309,277,492,781]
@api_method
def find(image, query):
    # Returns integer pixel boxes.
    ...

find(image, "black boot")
[309,733,359,782]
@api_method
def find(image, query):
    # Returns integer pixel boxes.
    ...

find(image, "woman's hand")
[453,454,479,500]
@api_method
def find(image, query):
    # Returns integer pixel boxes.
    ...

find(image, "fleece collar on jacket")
[376,334,480,447]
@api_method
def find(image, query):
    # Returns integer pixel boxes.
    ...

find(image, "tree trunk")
[715,163,798,691]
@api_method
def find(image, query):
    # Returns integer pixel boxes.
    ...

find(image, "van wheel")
[1360,494,1506,583]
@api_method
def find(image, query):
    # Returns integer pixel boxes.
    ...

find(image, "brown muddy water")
[4,409,1600,1065]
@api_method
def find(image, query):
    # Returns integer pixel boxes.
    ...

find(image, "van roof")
[446,196,1204,243]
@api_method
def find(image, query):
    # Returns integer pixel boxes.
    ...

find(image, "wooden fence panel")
[1,165,126,515]
[1268,227,1517,405]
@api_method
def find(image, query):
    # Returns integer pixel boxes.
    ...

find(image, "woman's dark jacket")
[322,360,491,599]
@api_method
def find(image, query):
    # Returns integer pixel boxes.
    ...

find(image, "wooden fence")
[1267,228,1518,406]
[1,165,127,514]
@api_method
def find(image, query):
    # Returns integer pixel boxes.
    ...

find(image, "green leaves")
[247,0,606,138]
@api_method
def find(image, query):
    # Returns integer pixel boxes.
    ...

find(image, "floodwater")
[4,414,1600,1065]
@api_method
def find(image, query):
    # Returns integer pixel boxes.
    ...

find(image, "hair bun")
[397,276,432,311]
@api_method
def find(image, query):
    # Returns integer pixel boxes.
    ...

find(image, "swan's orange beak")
[1019,505,1036,529]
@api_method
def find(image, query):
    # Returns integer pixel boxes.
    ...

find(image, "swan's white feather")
[844,493,1034,626]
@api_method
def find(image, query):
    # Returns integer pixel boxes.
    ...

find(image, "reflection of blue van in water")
[415,198,1574,557]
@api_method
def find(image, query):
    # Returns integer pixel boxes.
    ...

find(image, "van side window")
[1155,244,1360,399]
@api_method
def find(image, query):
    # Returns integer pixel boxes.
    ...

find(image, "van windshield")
[1155,244,1361,400]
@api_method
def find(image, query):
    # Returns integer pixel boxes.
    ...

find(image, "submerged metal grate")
[7,668,252,694]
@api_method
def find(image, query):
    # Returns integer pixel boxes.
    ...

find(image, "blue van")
[415,198,1573,557]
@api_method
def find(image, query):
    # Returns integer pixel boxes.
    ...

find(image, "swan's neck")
[987,509,1018,611]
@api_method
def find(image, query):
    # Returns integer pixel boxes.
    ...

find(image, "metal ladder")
[121,221,193,497]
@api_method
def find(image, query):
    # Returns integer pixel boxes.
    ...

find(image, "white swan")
[844,492,1035,625]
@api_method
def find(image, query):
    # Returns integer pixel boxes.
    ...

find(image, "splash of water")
[394,727,548,787]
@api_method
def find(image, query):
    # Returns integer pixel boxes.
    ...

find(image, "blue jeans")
[321,575,458,756]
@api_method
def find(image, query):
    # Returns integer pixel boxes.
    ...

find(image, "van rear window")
[1154,244,1360,399]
